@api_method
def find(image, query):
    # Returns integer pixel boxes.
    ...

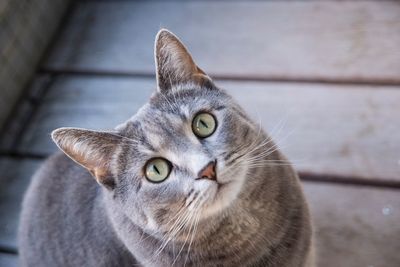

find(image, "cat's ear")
[51,127,125,190]
[154,29,213,92]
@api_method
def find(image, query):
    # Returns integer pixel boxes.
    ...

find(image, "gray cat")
[19,29,314,267]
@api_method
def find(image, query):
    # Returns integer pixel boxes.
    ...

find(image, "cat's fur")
[19,29,314,267]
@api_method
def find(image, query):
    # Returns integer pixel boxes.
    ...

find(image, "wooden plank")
[0,253,17,267]
[17,76,154,156]
[0,158,42,250]
[304,182,400,267]
[16,76,400,181]
[44,1,400,83]
[226,81,400,182]
[0,100,32,153]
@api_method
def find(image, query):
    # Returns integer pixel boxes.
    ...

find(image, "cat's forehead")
[148,86,228,114]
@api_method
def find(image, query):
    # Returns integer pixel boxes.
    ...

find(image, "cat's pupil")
[200,119,208,128]
[153,165,160,175]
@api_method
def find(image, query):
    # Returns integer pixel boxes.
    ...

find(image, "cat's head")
[52,30,261,237]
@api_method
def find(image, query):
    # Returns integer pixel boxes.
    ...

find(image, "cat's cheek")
[145,215,159,232]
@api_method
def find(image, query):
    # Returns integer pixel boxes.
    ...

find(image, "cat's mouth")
[200,160,228,193]
[200,175,230,203]
[197,160,247,218]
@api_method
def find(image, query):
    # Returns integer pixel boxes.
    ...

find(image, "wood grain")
[305,182,400,267]
[44,1,400,84]
[16,76,400,181]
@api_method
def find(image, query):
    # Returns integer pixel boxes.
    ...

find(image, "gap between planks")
[38,68,400,87]
[0,245,17,255]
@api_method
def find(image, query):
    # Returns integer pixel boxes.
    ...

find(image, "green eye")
[192,112,217,138]
[145,158,171,183]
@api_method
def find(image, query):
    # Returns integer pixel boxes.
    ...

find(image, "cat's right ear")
[51,127,126,190]
[154,29,213,92]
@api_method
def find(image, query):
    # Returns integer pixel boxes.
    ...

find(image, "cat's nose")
[196,160,217,181]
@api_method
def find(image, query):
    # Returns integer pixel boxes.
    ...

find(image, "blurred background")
[0,0,399,266]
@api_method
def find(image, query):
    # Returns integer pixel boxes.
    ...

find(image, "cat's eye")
[192,112,217,138]
[145,158,171,183]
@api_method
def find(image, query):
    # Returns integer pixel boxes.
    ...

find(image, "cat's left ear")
[154,29,214,92]
[51,127,126,190]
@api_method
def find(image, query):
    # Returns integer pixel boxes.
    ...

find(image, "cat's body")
[19,30,314,267]
[19,153,136,266]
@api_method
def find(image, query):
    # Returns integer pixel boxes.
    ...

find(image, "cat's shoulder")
[26,151,94,202]
[35,151,88,182]
[41,151,79,173]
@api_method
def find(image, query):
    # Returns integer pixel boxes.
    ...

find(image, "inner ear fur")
[154,29,213,92]
[51,127,126,190]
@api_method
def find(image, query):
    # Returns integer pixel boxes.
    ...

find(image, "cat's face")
[51,29,260,239]
[115,84,256,235]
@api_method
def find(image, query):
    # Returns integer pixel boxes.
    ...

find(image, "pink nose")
[197,161,217,181]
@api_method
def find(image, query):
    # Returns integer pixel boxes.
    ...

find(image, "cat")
[19,29,314,267]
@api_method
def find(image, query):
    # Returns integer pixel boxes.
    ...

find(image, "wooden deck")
[1,1,400,266]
